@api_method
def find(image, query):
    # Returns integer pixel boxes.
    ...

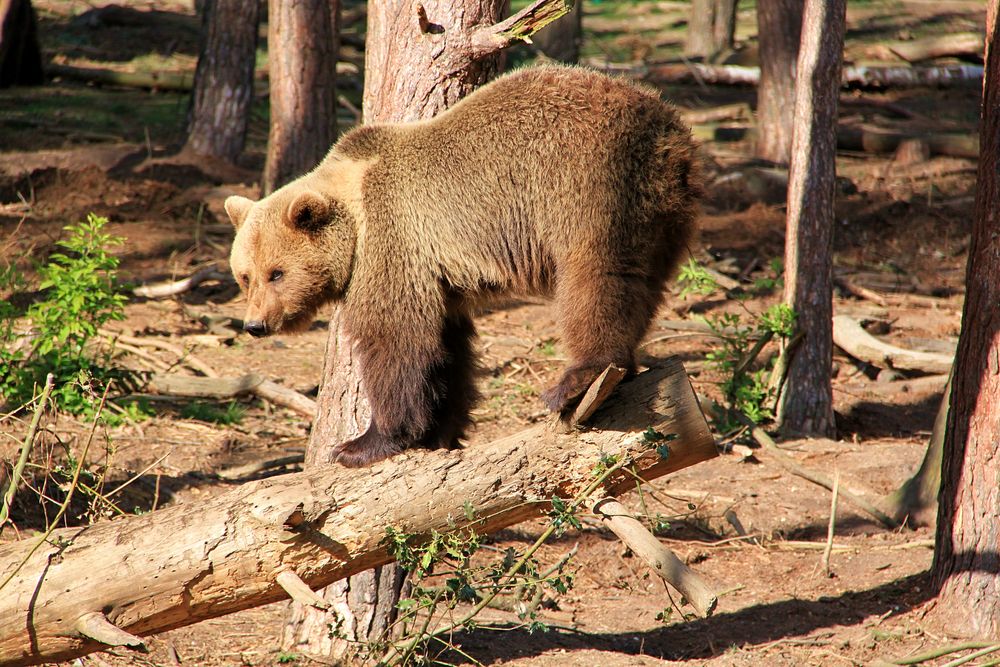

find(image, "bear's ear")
[224,196,254,230]
[286,191,331,233]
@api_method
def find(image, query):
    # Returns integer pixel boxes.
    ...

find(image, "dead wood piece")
[832,315,953,374]
[0,357,716,666]
[133,266,232,299]
[638,62,984,89]
[593,498,717,617]
[275,570,331,610]
[885,32,985,64]
[680,102,753,125]
[103,330,218,378]
[569,365,627,426]
[217,454,306,481]
[74,613,146,651]
[148,373,318,418]
[47,64,194,92]
[469,0,573,58]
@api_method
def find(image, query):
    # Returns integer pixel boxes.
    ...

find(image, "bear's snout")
[244,320,268,337]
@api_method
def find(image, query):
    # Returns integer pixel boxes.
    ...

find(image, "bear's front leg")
[334,427,404,467]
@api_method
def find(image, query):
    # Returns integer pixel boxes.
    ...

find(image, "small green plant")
[276,651,299,664]
[676,258,719,298]
[0,214,127,418]
[181,400,246,425]
[703,303,798,428]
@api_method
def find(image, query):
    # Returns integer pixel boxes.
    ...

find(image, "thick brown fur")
[226,65,702,467]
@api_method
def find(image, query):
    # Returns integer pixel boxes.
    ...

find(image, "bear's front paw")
[334,429,404,468]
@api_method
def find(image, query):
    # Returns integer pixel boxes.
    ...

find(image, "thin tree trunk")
[261,0,340,194]
[184,0,260,163]
[685,0,717,59]
[932,0,1000,637]
[777,0,846,438]
[755,0,802,164]
[713,0,738,55]
[0,0,44,87]
[685,0,738,60]
[885,369,952,527]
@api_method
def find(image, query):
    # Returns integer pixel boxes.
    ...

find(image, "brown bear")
[225,65,702,467]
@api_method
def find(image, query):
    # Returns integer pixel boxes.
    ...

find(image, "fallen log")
[147,372,318,418]
[832,315,954,375]
[884,32,985,64]
[637,62,984,89]
[0,357,716,666]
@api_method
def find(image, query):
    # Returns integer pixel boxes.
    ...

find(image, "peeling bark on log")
[0,357,716,667]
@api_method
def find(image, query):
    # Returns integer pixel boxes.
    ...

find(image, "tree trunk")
[932,0,1000,637]
[755,0,802,164]
[777,0,846,438]
[686,0,739,60]
[532,0,582,63]
[886,369,952,527]
[261,0,340,194]
[0,359,716,667]
[0,0,44,87]
[184,0,260,163]
[713,0,738,55]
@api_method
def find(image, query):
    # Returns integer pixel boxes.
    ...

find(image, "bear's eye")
[240,274,249,288]
[269,269,284,283]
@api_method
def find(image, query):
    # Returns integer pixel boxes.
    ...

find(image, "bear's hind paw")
[334,430,404,468]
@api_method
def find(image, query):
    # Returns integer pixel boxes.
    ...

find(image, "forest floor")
[0,0,991,665]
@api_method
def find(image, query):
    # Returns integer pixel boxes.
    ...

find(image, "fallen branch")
[832,315,953,375]
[882,32,985,64]
[132,266,232,299]
[102,329,218,378]
[47,64,194,92]
[593,498,717,617]
[0,357,716,666]
[147,373,318,418]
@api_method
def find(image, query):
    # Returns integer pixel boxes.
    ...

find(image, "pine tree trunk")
[685,0,739,60]
[755,0,802,164]
[280,0,507,659]
[184,0,260,163]
[777,0,845,438]
[685,0,717,59]
[0,0,44,87]
[713,0,738,55]
[932,0,1000,637]
[261,0,340,194]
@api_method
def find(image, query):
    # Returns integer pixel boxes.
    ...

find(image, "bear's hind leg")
[542,265,659,414]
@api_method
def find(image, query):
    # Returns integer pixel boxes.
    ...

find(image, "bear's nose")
[244,320,268,337]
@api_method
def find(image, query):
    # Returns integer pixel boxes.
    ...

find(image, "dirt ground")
[0,0,991,665]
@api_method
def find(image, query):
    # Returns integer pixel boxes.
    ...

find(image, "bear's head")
[225,186,356,337]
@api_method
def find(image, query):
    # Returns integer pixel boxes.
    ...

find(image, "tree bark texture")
[755,0,802,164]
[362,0,506,123]
[0,358,716,667]
[0,0,44,87]
[932,0,1000,637]
[778,0,846,438]
[261,0,340,194]
[685,0,738,60]
[184,0,261,163]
